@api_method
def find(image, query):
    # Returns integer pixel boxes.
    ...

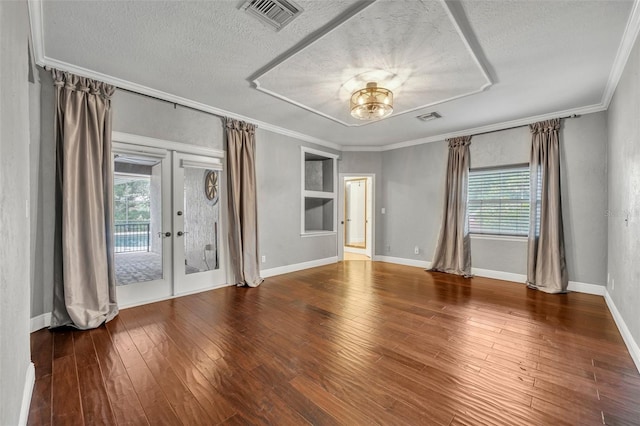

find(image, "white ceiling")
[31,0,637,149]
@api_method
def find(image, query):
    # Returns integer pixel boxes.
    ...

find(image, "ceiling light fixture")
[350,82,393,120]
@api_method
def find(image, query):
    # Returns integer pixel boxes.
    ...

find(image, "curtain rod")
[118,87,227,120]
[44,65,230,121]
[472,114,579,137]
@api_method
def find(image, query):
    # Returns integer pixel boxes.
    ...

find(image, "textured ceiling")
[253,1,491,126]
[35,0,634,147]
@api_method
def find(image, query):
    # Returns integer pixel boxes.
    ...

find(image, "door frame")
[338,173,375,260]
[112,133,229,308]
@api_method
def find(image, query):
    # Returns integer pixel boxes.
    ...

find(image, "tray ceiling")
[253,0,491,126]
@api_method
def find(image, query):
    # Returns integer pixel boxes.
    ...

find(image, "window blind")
[468,165,531,236]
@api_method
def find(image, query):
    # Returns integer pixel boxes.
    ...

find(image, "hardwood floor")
[343,252,370,261]
[28,261,640,425]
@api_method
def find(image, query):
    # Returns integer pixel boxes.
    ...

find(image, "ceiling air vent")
[242,0,303,31]
[416,112,441,122]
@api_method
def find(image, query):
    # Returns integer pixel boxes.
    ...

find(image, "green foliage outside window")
[114,179,150,223]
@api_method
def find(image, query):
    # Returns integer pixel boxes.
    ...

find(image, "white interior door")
[172,152,227,295]
[112,145,172,307]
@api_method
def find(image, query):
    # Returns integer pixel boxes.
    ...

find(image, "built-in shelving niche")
[301,147,338,235]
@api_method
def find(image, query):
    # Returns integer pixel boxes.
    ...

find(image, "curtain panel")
[527,119,568,293]
[226,118,263,287]
[51,70,118,329]
[430,136,472,277]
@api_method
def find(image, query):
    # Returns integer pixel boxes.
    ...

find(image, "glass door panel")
[113,148,172,307]
[183,166,220,275]
[173,152,226,295]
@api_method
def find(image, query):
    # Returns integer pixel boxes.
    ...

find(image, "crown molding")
[27,0,44,64]
[377,103,607,152]
[27,0,634,154]
[341,145,384,152]
[41,56,344,151]
[601,0,640,108]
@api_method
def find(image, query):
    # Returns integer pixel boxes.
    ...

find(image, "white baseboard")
[567,281,606,296]
[605,291,640,374]
[464,268,606,296]
[30,312,51,332]
[471,268,526,284]
[374,255,431,269]
[261,256,338,278]
[19,362,35,426]
[373,257,606,296]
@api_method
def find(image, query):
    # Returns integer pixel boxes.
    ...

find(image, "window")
[468,165,532,237]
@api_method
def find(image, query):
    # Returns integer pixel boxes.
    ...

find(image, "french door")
[112,143,226,307]
[172,152,226,295]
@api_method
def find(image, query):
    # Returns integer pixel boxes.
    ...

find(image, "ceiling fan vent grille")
[242,0,303,31]
[416,112,441,122]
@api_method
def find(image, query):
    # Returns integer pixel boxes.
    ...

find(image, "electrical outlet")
[611,278,615,291]
[381,207,386,214]
[261,255,266,263]
[414,246,419,255]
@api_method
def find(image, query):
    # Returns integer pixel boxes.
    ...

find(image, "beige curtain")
[226,118,263,287]
[431,136,472,277]
[527,119,568,293]
[50,70,118,329]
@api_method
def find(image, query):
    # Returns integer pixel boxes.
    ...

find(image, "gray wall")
[606,33,640,347]
[31,68,55,321]
[338,151,383,254]
[1,1,32,423]
[256,129,340,269]
[379,112,608,286]
[113,90,224,150]
[381,142,447,260]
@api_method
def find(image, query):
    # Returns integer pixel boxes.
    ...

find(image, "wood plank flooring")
[28,261,640,425]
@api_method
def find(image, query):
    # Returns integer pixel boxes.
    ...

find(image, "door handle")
[177,231,188,237]
[158,231,171,238]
